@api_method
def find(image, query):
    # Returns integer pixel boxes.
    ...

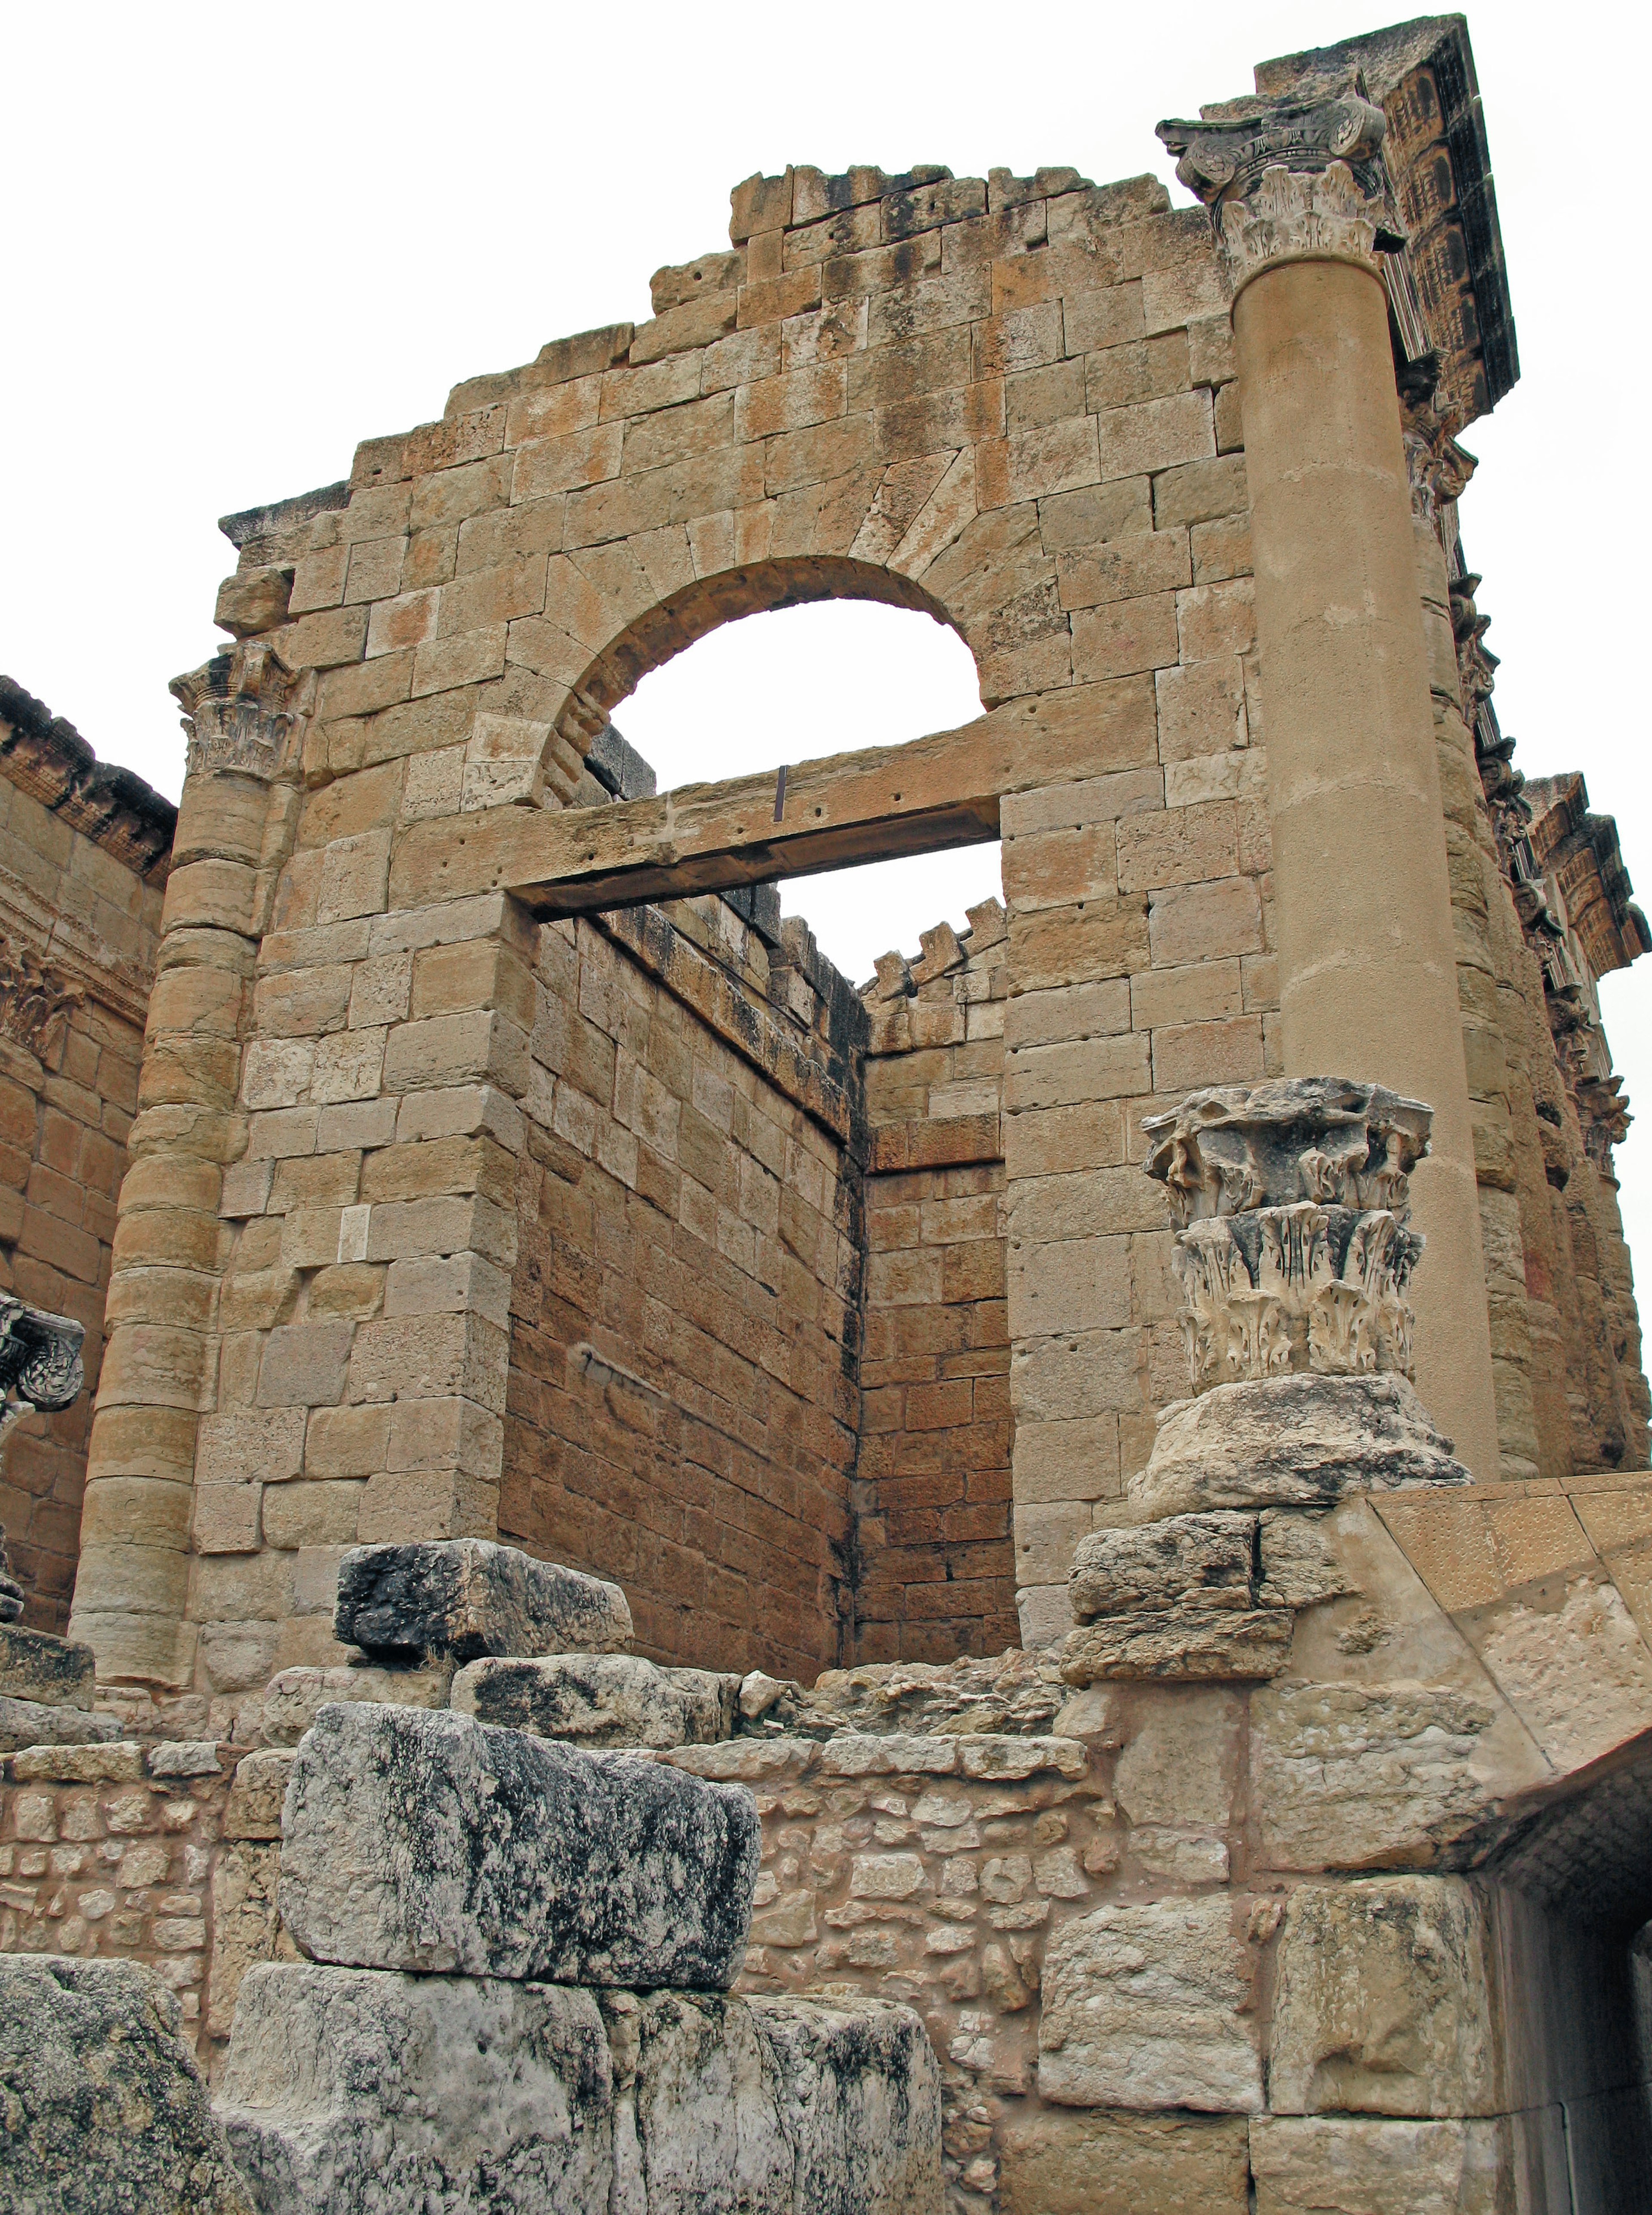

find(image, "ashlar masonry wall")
[0,683,173,1634]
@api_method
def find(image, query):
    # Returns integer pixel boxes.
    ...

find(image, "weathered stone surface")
[1132,1375,1469,1517]
[1257,1510,1356,1609]
[1068,1512,1255,1620]
[1061,1607,1292,1681]
[0,1954,251,2213]
[280,1702,759,1988]
[1252,1681,1498,1870]
[452,1652,739,1749]
[216,1967,941,2215]
[999,2108,1251,2213]
[0,1622,96,1707]
[216,1963,615,2213]
[334,1537,632,1662]
[757,1648,1066,1740]
[1270,1879,1496,2118]
[260,1658,455,1745]
[1248,2115,1507,2214]
[223,1748,295,1840]
[0,1691,122,1752]
[619,1990,943,2214]
[207,1839,291,2039]
[1038,1896,1262,2111]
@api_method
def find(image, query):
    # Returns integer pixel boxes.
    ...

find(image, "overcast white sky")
[6,2,1650,1295]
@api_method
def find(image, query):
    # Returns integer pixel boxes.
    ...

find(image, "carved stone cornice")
[0,1297,85,1451]
[170,641,300,783]
[0,937,85,1067]
[1157,81,1403,292]
[1143,1078,1431,1395]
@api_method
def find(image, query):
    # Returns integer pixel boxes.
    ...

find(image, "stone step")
[334,1538,632,1662]
[451,1652,740,1749]
[280,1702,758,1989]
[216,1961,942,2215]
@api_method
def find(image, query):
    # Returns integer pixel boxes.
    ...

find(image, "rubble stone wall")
[0,685,173,1633]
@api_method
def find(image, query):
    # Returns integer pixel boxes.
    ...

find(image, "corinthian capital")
[1156,81,1403,290]
[170,639,299,782]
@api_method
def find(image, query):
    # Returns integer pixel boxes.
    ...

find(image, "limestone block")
[216,1966,941,2215]
[260,1658,455,1745]
[1,1955,250,2213]
[218,1964,612,2212]
[452,1652,739,1749]
[1068,1512,1255,1620]
[1061,1608,1292,1681]
[1270,1879,1496,2118]
[1248,2116,1507,2214]
[207,1839,292,2039]
[621,1990,943,2215]
[224,1747,295,1840]
[1133,1375,1469,1517]
[1038,1896,1262,2110]
[1257,1510,1356,1609]
[0,1693,122,1752]
[999,2108,1251,2213]
[280,1702,759,1987]
[334,1536,632,1660]
[0,1622,96,1707]
[1251,1681,1497,1871]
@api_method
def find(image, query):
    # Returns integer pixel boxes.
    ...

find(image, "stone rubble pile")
[213,1536,944,2213]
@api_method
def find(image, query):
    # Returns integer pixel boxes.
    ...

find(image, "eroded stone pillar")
[68,647,302,1686]
[1158,88,1500,1477]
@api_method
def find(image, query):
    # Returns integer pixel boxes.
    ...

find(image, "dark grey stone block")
[333,1538,632,1662]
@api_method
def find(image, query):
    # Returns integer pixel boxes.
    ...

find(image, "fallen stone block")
[215,1965,942,2215]
[620,1989,944,2214]
[0,1692,122,1753]
[452,1651,739,1748]
[1131,1374,1469,1517]
[0,1622,96,1708]
[1039,1896,1263,2112]
[260,1657,454,1745]
[1,1954,251,2213]
[1060,1608,1293,1683]
[216,1963,615,2213]
[334,1537,632,1661]
[281,1702,758,1988]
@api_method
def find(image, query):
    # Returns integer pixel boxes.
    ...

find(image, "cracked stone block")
[1038,1895,1262,2112]
[1069,1513,1257,1622]
[215,1965,941,2215]
[1,1955,251,2213]
[334,1538,632,1662]
[216,1963,614,2213]
[1060,1608,1293,1682]
[1132,1375,1469,1517]
[260,1659,455,1745]
[1269,1878,1496,2117]
[614,1989,943,2215]
[0,1693,122,1753]
[0,1623,96,1708]
[452,1652,739,1749]
[280,1702,758,1988]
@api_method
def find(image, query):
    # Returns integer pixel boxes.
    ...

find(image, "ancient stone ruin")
[5,11,1652,2211]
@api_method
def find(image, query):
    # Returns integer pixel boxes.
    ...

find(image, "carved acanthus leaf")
[170,640,299,782]
[0,937,85,1065]
[1156,80,1402,287]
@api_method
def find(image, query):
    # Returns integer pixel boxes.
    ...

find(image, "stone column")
[68,646,302,1687]
[1157,89,1500,1478]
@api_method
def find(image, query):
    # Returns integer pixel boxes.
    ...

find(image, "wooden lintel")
[386,683,1153,918]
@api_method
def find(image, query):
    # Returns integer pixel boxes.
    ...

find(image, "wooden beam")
[386,682,1156,918]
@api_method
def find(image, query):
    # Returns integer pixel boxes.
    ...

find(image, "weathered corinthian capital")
[170,639,299,782]
[1143,1077,1431,1395]
[1156,79,1403,290]
[0,1296,85,1447]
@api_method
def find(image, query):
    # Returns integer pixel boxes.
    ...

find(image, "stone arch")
[542,555,969,772]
